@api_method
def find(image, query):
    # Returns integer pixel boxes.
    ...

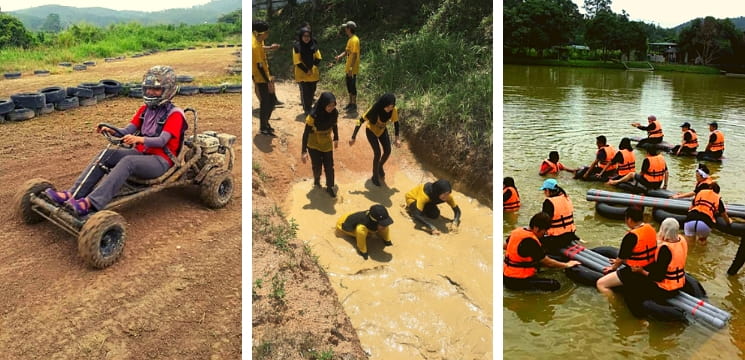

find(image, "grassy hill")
[10,0,241,30]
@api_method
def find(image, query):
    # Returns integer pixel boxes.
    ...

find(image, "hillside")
[673,16,745,32]
[9,0,240,30]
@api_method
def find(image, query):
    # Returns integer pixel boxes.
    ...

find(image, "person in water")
[632,115,664,147]
[598,137,635,182]
[607,147,668,190]
[539,151,577,176]
[301,92,339,197]
[698,121,725,160]
[540,178,579,254]
[670,164,713,199]
[671,122,698,156]
[596,206,658,297]
[503,177,520,212]
[683,182,731,244]
[503,212,580,292]
[405,179,461,235]
[336,204,393,260]
[582,135,616,180]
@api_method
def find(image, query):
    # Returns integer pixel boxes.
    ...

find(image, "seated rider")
[44,65,186,216]
[607,147,667,191]
[631,115,664,147]
[671,122,698,156]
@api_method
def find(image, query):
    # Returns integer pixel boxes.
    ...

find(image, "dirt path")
[252,82,494,359]
[0,48,241,359]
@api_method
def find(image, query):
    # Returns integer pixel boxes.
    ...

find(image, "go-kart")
[13,108,236,269]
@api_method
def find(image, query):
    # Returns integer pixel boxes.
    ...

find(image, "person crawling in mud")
[405,179,461,235]
[336,204,394,260]
[43,65,187,216]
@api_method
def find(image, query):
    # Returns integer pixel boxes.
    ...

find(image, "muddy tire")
[178,85,199,96]
[40,86,66,104]
[0,99,14,115]
[78,210,127,269]
[55,96,79,110]
[13,178,53,224]
[200,170,234,209]
[100,79,122,94]
[7,108,36,121]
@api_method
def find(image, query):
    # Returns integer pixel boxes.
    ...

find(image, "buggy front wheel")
[199,170,234,209]
[78,210,127,269]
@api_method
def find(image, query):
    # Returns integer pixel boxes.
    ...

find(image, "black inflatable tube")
[574,166,609,182]
[652,208,687,228]
[596,202,634,220]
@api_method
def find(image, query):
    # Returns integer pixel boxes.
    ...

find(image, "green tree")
[503,0,582,53]
[583,0,612,18]
[41,13,62,33]
[678,17,739,64]
[218,9,241,26]
[0,14,34,48]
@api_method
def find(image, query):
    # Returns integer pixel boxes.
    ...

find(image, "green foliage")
[218,9,242,26]
[308,349,334,360]
[678,17,740,65]
[253,278,264,300]
[0,14,34,48]
[503,0,582,51]
[270,273,286,304]
[582,0,612,18]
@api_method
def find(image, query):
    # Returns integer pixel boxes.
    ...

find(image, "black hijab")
[364,93,396,124]
[424,179,452,204]
[294,27,317,70]
[310,92,338,130]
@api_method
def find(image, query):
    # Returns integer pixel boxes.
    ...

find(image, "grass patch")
[270,273,286,305]
[504,56,721,74]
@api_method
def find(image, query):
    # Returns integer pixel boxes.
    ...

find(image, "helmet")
[142,65,178,108]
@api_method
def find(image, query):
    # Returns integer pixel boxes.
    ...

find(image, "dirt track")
[0,48,242,359]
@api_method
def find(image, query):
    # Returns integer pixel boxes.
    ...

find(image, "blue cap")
[540,178,558,191]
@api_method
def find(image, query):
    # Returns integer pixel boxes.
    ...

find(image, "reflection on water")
[504,65,745,358]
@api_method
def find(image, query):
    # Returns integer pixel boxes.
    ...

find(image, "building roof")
[649,42,678,46]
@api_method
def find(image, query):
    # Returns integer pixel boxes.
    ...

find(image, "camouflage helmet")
[142,65,178,108]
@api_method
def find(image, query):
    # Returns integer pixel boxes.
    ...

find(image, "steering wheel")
[97,123,133,149]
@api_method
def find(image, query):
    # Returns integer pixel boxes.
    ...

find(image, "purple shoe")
[67,198,92,216]
[44,188,71,205]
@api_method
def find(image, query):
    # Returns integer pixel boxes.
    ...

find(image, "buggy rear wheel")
[13,178,53,224]
[200,170,234,209]
[78,210,127,269]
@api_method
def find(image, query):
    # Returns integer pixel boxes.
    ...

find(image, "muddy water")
[286,168,493,359]
[503,65,745,358]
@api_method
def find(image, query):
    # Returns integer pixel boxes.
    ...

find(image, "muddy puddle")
[284,168,493,359]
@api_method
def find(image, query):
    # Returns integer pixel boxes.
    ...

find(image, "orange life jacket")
[616,149,636,176]
[683,129,698,149]
[642,154,666,183]
[656,238,687,291]
[546,195,576,236]
[624,224,658,267]
[710,130,724,152]
[648,119,663,138]
[598,145,617,172]
[690,189,721,222]
[503,186,520,212]
[503,227,541,279]
[542,159,559,174]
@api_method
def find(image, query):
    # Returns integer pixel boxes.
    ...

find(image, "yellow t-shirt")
[359,107,398,138]
[292,48,322,82]
[345,35,360,74]
[405,183,457,211]
[252,34,270,83]
[305,114,335,152]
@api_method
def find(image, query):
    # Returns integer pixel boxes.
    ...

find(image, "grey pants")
[69,148,169,210]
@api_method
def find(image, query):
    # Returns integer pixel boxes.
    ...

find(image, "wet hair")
[618,138,633,151]
[596,135,607,145]
[698,164,710,175]
[647,147,659,156]
[624,206,644,222]
[529,212,551,230]
[658,218,680,242]
[548,151,559,162]
[711,182,721,194]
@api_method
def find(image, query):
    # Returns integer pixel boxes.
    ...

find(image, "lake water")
[503,64,745,359]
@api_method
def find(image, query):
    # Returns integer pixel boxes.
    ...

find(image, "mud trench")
[253,81,494,359]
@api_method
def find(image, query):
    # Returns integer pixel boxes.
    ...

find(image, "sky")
[1,0,213,12]
[572,0,745,28]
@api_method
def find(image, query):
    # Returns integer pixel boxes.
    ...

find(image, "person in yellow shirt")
[405,179,461,235]
[301,92,339,197]
[293,27,322,115]
[252,20,276,137]
[334,21,360,112]
[349,93,400,186]
[336,204,394,260]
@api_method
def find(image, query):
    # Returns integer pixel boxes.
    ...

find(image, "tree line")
[504,0,745,66]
